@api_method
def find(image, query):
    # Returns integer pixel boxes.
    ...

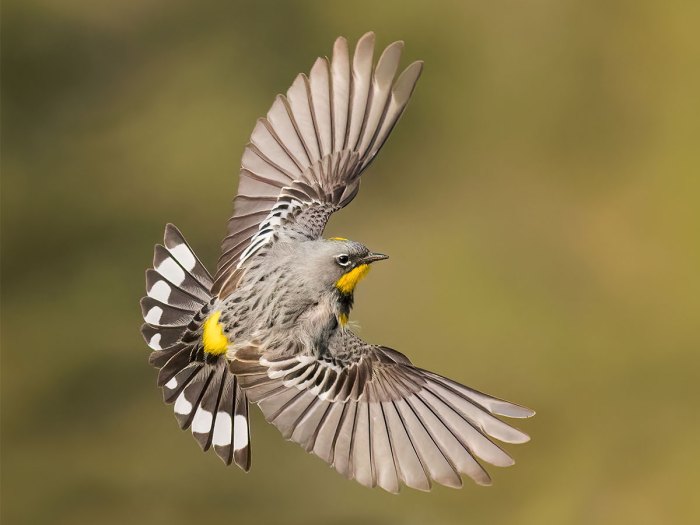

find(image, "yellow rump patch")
[335,264,370,295]
[202,311,230,355]
[329,237,348,241]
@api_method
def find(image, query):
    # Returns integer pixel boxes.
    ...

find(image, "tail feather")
[233,380,251,470]
[158,346,193,388]
[140,296,194,327]
[152,245,210,302]
[211,376,251,469]
[162,224,213,289]
[174,368,216,429]
[145,269,204,311]
[141,223,251,471]
[143,325,184,352]
[192,365,228,451]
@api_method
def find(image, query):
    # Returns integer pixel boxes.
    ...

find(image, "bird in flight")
[140,32,534,493]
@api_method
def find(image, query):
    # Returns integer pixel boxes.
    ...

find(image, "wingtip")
[516,432,531,444]
[475,477,493,487]
[386,39,405,53]
[311,55,329,72]
[407,60,425,76]
[332,35,349,58]
[355,31,376,54]
[390,61,424,102]
[492,400,536,419]
[510,406,536,419]
[359,30,376,41]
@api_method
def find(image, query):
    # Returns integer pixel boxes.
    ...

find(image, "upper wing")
[231,331,534,493]
[213,33,423,297]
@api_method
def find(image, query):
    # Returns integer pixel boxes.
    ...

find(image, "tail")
[140,224,251,471]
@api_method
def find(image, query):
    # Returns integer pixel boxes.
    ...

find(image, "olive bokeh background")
[2,1,699,524]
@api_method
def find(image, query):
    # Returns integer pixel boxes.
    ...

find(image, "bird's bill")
[361,252,389,264]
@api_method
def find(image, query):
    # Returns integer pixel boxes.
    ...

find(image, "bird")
[140,32,534,493]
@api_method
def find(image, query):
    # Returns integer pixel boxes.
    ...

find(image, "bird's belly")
[224,292,338,358]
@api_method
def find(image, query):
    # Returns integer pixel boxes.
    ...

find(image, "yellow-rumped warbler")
[140,32,534,492]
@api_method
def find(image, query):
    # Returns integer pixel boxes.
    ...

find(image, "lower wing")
[231,330,534,493]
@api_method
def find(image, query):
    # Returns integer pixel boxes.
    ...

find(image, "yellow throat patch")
[335,264,370,295]
[202,311,230,355]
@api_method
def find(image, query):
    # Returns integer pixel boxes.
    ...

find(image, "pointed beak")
[361,252,389,265]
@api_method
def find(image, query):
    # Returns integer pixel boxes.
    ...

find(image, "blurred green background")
[2,1,699,524]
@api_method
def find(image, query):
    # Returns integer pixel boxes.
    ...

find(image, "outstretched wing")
[231,331,534,493]
[213,32,423,297]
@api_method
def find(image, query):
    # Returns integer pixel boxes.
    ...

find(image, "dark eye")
[336,254,350,267]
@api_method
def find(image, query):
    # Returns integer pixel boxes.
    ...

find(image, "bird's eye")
[336,254,350,267]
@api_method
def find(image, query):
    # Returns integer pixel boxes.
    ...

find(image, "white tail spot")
[191,407,214,434]
[145,306,163,324]
[174,392,193,415]
[156,258,185,285]
[233,414,249,451]
[148,280,172,303]
[148,333,162,350]
[212,411,232,446]
[169,244,196,271]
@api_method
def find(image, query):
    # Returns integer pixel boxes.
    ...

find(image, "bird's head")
[316,237,388,296]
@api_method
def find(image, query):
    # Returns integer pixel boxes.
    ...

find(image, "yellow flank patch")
[329,237,348,241]
[338,312,349,326]
[202,311,230,355]
[335,264,370,295]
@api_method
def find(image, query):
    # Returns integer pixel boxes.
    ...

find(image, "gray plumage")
[140,32,534,492]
